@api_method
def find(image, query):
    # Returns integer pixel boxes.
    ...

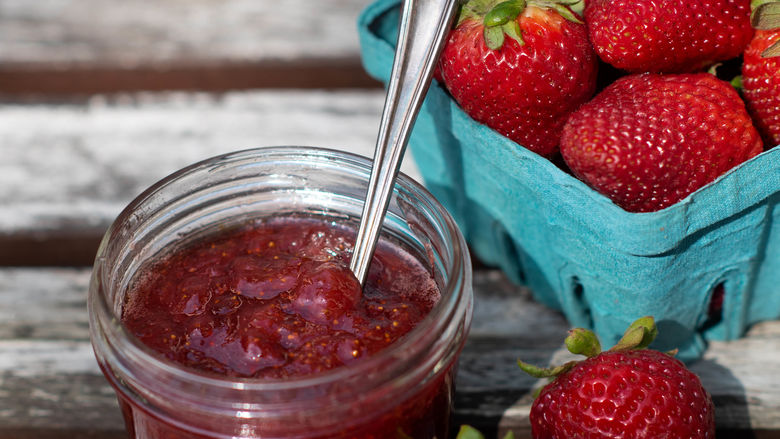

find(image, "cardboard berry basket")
[358,0,780,361]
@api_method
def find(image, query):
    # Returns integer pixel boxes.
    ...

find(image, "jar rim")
[90,145,472,397]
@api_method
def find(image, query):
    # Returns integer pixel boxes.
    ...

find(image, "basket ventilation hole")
[571,277,593,329]
[702,283,725,331]
[499,228,525,283]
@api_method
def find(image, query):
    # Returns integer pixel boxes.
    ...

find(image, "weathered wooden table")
[2,1,779,438]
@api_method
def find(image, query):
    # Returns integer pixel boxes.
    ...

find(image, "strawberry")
[560,72,763,212]
[436,0,598,158]
[741,1,780,146]
[519,317,715,439]
[584,0,754,73]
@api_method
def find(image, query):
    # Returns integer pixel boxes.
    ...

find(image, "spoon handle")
[350,0,460,285]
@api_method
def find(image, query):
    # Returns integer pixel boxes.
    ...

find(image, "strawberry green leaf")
[502,20,525,46]
[530,0,584,23]
[634,316,659,345]
[610,326,649,352]
[763,39,780,57]
[481,0,526,49]
[484,25,506,50]
[484,0,527,26]
[566,0,585,16]
[454,426,515,439]
[456,425,485,439]
[517,359,578,378]
[565,327,602,357]
[609,316,658,352]
[752,1,780,29]
[551,3,584,24]
[459,0,500,26]
[731,74,744,90]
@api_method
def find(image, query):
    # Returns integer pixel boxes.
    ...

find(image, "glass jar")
[88,146,473,439]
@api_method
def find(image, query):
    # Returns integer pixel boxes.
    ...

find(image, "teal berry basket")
[357,0,780,361]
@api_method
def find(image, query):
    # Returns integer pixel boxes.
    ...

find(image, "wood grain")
[0,90,415,266]
[1,267,778,437]
[0,0,379,93]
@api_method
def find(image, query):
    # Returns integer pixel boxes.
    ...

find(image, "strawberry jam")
[119,215,451,438]
[123,216,439,379]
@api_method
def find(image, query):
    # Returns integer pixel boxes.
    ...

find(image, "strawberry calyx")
[483,0,526,49]
[518,316,661,379]
[458,0,584,50]
[751,0,780,29]
[608,315,659,352]
[751,0,780,57]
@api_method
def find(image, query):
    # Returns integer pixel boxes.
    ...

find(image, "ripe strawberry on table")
[560,72,764,212]
[584,0,754,73]
[520,317,715,439]
[436,0,598,158]
[741,2,780,146]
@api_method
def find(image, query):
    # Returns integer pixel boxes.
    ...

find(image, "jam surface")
[122,216,441,379]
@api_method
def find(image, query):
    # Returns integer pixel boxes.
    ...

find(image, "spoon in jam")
[349,0,460,286]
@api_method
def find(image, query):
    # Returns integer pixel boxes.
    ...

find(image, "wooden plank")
[0,90,417,266]
[0,268,778,437]
[0,0,379,93]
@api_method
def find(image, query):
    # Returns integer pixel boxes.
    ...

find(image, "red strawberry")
[584,0,754,73]
[437,0,598,157]
[520,317,715,439]
[560,72,763,212]
[741,2,780,147]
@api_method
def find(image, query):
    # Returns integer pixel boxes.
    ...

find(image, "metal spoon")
[349,0,460,285]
